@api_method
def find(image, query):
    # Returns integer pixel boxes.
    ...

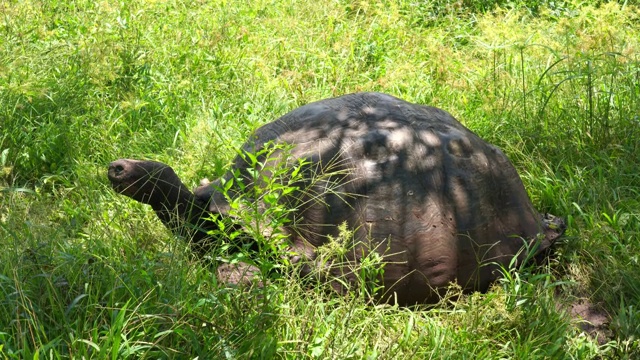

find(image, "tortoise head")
[109,159,217,255]
[108,159,192,210]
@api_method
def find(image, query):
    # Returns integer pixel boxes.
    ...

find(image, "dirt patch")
[570,299,612,344]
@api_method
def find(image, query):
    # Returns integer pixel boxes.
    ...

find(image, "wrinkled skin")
[108,92,566,306]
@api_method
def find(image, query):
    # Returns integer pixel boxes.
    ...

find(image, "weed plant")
[1,0,639,358]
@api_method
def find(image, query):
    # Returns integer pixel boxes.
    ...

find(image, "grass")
[1,0,639,358]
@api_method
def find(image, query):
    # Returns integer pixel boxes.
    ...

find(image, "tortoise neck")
[150,179,213,256]
[148,180,200,227]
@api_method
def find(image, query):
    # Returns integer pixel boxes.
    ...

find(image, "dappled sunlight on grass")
[1,0,639,357]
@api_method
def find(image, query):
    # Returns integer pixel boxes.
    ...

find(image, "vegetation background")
[1,0,639,358]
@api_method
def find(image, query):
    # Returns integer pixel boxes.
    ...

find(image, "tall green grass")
[1,0,639,358]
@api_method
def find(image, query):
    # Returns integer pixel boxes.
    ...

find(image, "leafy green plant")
[204,142,309,281]
[204,142,387,301]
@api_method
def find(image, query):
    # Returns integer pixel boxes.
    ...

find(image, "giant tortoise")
[107,92,565,305]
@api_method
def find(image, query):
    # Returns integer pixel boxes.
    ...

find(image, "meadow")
[1,0,639,358]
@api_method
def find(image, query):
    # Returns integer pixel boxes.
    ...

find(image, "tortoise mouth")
[109,177,137,196]
[110,181,130,194]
